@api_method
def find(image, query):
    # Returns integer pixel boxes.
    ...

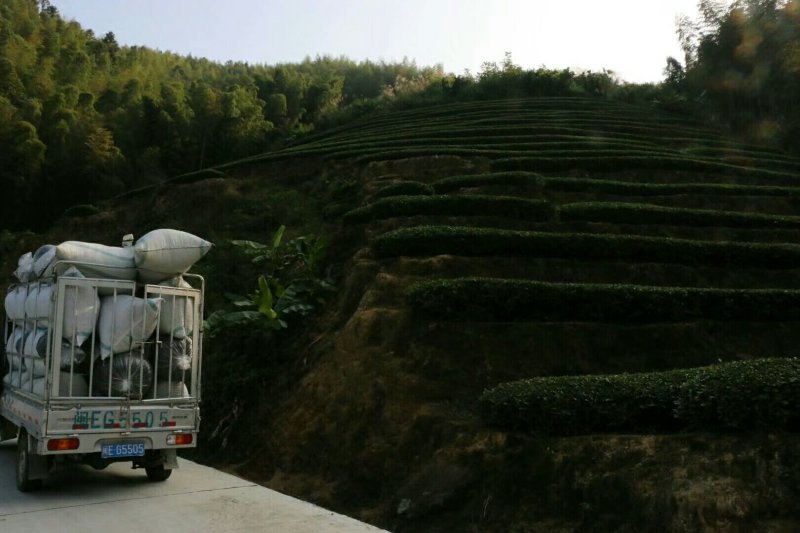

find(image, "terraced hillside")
[228,97,800,532]
[5,97,800,532]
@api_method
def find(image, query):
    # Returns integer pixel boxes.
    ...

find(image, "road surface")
[0,439,386,533]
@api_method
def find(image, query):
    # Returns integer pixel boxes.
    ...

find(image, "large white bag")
[23,327,49,358]
[98,295,162,358]
[158,277,195,338]
[32,244,57,279]
[25,267,99,344]
[134,229,212,283]
[4,285,27,320]
[45,241,136,280]
[23,282,50,319]
[22,372,88,397]
[13,252,33,283]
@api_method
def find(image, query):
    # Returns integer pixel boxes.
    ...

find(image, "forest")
[1,0,798,230]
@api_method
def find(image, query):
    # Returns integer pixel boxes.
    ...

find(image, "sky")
[54,0,709,83]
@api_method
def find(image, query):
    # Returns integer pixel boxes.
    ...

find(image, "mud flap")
[27,435,50,480]
[163,449,178,470]
[0,417,17,442]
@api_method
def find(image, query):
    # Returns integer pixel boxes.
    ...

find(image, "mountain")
[4,96,800,531]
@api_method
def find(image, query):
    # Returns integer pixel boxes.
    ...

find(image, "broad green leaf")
[272,225,286,251]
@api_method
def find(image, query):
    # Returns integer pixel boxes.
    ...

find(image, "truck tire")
[145,465,172,482]
[16,431,42,492]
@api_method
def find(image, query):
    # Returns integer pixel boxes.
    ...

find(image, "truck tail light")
[48,438,80,451]
[167,433,193,446]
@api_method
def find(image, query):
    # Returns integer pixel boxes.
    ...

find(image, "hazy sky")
[54,0,708,83]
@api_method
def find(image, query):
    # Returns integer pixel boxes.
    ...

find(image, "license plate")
[101,441,146,459]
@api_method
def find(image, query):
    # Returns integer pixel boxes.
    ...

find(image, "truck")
[0,259,204,491]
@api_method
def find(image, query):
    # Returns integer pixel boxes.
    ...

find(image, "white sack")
[32,244,57,278]
[155,380,190,398]
[98,295,162,358]
[4,285,27,320]
[23,327,49,358]
[5,326,25,358]
[134,229,211,283]
[22,372,88,397]
[13,252,33,283]
[25,267,99,345]
[23,282,51,319]
[45,241,136,280]
[159,277,195,338]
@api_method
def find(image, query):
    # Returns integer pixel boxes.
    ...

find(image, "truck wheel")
[145,465,172,482]
[16,431,42,492]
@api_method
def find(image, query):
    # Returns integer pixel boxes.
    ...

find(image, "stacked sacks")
[24,267,100,344]
[4,229,209,398]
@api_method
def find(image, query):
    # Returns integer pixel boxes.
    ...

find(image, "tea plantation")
[17,96,800,532]
[250,96,800,531]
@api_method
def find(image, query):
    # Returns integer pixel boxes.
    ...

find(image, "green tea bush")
[342,195,556,224]
[493,156,800,180]
[480,368,688,434]
[372,226,800,268]
[406,278,800,322]
[433,172,544,193]
[374,181,435,198]
[479,358,800,434]
[542,177,800,197]
[559,202,800,229]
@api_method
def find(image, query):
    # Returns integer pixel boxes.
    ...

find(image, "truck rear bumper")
[34,430,197,455]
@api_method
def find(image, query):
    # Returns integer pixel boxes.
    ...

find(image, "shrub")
[372,225,800,268]
[63,204,101,218]
[433,172,543,193]
[479,358,800,434]
[493,155,800,180]
[559,202,800,229]
[342,195,556,224]
[374,181,435,198]
[542,177,800,197]
[405,278,800,322]
[480,368,688,434]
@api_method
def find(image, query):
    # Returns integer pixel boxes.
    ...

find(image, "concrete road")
[0,440,386,533]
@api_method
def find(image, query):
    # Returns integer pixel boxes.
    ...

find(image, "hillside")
[4,96,800,532]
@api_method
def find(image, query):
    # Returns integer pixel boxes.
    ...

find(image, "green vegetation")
[373,226,800,269]
[374,181,434,198]
[493,155,800,180]
[541,176,800,197]
[342,195,555,224]
[432,172,543,193]
[205,225,334,334]
[672,1,800,153]
[406,278,800,322]
[559,202,800,229]
[480,358,800,434]
[433,173,800,196]
[0,0,444,229]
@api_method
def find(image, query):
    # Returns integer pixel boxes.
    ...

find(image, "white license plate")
[101,442,146,459]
